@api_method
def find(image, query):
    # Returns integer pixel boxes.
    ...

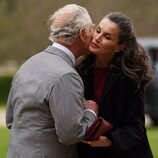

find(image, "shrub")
[0,75,13,103]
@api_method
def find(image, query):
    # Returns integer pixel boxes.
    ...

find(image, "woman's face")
[89,18,123,58]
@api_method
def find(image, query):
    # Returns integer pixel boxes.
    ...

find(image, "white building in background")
[138,37,158,125]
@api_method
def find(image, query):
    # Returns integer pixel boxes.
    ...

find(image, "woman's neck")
[95,55,112,69]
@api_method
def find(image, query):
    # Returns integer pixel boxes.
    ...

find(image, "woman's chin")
[89,46,96,53]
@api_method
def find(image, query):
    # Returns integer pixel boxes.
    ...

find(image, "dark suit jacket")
[78,67,153,158]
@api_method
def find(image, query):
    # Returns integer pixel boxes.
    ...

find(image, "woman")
[76,12,153,158]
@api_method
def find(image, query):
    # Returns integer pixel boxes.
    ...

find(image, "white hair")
[48,4,93,45]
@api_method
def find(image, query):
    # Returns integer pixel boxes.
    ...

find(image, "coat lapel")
[81,67,120,106]
[100,68,119,104]
[44,46,75,68]
[81,73,95,100]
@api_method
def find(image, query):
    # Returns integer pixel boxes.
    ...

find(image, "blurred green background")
[0,0,158,66]
[0,0,158,158]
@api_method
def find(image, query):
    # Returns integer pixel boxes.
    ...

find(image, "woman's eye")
[104,35,111,40]
[96,28,100,33]
[106,36,110,40]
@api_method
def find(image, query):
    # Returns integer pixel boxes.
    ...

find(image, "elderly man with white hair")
[6,4,98,158]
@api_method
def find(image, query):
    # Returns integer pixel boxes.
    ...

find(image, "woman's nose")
[95,34,101,42]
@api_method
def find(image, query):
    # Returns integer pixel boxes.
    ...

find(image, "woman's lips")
[90,41,99,48]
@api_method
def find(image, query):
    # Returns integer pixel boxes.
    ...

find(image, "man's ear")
[79,28,86,42]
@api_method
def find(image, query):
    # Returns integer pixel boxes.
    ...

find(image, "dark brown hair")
[76,12,153,90]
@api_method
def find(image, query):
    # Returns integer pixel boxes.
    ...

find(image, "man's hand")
[84,100,99,116]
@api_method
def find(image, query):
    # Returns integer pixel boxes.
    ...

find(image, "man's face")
[82,24,95,55]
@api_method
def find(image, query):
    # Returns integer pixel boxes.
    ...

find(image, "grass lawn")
[147,127,158,158]
[0,103,5,107]
[0,126,157,158]
[0,127,9,158]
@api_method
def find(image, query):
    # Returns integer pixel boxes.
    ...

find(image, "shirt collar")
[52,42,75,65]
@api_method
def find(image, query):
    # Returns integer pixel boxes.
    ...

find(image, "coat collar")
[82,67,120,104]
[44,46,75,68]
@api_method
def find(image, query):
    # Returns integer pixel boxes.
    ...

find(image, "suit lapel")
[44,46,75,68]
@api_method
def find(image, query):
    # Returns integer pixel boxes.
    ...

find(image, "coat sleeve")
[49,72,96,145]
[108,80,146,156]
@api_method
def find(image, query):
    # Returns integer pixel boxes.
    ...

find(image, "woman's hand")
[82,136,112,147]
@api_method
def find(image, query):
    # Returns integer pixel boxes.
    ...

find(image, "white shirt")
[52,42,75,65]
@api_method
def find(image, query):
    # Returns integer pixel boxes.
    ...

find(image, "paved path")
[0,108,6,127]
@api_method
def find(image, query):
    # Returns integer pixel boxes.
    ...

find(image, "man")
[6,4,98,158]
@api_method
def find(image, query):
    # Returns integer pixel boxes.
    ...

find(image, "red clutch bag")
[85,117,113,141]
